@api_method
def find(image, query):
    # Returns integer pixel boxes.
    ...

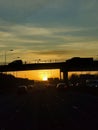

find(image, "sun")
[42,76,48,81]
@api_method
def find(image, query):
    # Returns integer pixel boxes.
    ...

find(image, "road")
[0,87,98,130]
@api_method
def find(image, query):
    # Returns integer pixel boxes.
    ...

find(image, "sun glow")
[7,69,60,81]
[42,75,48,81]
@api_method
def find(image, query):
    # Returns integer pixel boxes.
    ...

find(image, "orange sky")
[7,69,60,81]
[7,69,98,81]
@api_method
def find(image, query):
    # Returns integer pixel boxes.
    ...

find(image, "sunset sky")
[0,0,98,80]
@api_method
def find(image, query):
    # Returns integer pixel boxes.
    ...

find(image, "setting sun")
[42,76,48,81]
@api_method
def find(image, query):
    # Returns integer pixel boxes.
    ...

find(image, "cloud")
[0,0,60,22]
[79,0,97,10]
[0,0,97,27]
[59,41,98,51]
[0,0,98,63]
[1,23,97,38]
[0,21,98,62]
[0,23,98,50]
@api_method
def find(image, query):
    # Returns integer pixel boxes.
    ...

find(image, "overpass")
[0,57,98,83]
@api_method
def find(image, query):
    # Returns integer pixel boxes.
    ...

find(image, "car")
[27,85,34,91]
[28,84,34,88]
[86,80,98,88]
[17,85,27,94]
[56,83,67,90]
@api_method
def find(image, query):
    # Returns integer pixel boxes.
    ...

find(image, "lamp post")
[4,51,6,65]
[4,49,14,65]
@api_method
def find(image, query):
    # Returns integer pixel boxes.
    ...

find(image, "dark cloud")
[32,49,77,56]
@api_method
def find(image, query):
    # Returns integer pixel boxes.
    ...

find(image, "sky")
[0,0,98,64]
[0,0,98,80]
[7,69,60,81]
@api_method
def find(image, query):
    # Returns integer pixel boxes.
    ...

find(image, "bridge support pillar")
[60,70,62,80]
[63,71,68,85]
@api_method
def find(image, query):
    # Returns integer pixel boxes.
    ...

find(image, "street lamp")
[4,49,14,65]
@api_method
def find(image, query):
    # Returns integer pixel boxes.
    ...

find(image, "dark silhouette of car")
[17,85,27,94]
[56,83,67,90]
[86,80,98,88]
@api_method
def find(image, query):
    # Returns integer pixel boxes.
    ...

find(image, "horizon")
[1,57,98,81]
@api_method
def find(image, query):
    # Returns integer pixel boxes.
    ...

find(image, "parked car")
[56,83,67,90]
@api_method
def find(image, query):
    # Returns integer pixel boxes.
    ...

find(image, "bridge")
[0,57,98,84]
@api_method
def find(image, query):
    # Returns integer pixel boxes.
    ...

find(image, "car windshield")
[0,0,98,130]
